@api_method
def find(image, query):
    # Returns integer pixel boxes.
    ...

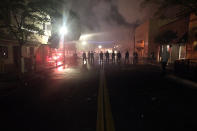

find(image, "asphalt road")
[105,64,197,131]
[0,60,197,131]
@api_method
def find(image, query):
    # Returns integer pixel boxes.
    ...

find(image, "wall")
[135,21,149,57]
[158,16,189,63]
[35,45,50,64]
[187,13,197,59]
[0,44,13,65]
[148,18,175,61]
[0,40,18,65]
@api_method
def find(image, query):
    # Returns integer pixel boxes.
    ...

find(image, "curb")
[0,64,63,95]
[0,82,18,90]
[166,74,197,89]
[147,63,197,88]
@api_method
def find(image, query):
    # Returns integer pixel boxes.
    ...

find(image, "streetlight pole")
[59,25,68,66]
[134,30,136,54]
[63,41,66,65]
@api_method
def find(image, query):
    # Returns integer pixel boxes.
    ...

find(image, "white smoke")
[63,0,154,42]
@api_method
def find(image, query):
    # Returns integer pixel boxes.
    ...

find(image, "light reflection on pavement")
[48,58,98,80]
[50,65,82,80]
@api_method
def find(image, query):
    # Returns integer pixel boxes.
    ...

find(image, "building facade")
[134,19,172,60]
[158,16,189,63]
[134,16,191,63]
[0,18,52,73]
[187,13,197,60]
[134,21,149,58]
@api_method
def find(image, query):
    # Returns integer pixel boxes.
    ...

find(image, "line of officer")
[99,51,129,64]
[83,51,95,64]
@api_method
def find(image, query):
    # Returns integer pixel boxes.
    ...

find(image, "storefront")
[136,40,145,57]
[158,16,189,63]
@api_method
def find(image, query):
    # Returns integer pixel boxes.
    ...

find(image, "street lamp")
[59,26,68,36]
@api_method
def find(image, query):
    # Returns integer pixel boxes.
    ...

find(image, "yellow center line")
[97,70,105,131]
[97,69,115,131]
[103,74,115,131]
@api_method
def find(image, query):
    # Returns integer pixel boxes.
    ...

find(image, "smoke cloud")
[63,0,155,42]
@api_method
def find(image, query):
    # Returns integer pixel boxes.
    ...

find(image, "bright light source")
[57,66,63,71]
[80,34,89,41]
[59,26,68,35]
[57,61,62,66]
[108,49,112,53]
[58,53,62,56]
[53,56,57,60]
[98,45,102,49]
[82,41,87,45]
[167,45,170,51]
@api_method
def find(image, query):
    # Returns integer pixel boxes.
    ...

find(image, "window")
[193,41,197,51]
[0,46,8,58]
[136,40,144,48]
[43,23,46,30]
[22,47,29,57]
[46,25,51,31]
[30,47,34,56]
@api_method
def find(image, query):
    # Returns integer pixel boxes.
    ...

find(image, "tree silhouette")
[0,0,63,72]
[141,0,197,17]
[155,30,178,44]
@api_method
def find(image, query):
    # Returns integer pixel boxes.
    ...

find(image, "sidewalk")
[148,62,174,71]
[35,56,80,72]
[35,63,57,73]
[0,73,19,94]
[0,57,81,96]
[0,63,58,92]
[147,62,197,88]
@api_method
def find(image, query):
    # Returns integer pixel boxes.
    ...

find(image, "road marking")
[103,73,116,131]
[97,70,115,131]
[97,70,105,131]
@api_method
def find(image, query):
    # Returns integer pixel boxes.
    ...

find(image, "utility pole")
[134,30,135,53]
[63,41,66,66]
